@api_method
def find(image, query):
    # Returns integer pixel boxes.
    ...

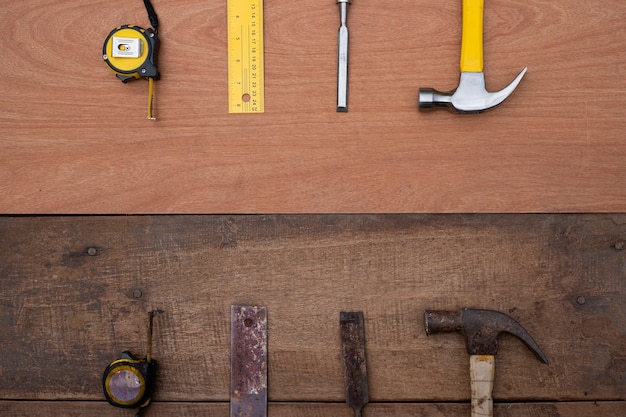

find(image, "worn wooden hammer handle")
[469,355,495,417]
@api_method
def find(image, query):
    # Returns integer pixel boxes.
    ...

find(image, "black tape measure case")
[103,25,159,82]
[102,310,162,416]
[102,351,156,409]
[102,0,160,119]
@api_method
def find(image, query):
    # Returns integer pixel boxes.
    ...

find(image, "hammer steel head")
[424,308,548,364]
[418,68,527,113]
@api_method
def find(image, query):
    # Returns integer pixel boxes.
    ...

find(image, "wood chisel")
[340,311,369,417]
[231,305,268,417]
[336,0,351,112]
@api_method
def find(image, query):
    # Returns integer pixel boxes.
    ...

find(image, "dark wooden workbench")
[1,215,624,415]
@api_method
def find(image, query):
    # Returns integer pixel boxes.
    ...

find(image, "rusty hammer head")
[424,308,548,364]
[418,68,527,113]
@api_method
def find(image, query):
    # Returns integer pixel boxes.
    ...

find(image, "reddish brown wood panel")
[0,215,624,409]
[0,1,625,213]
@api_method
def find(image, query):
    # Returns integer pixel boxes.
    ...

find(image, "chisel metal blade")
[231,305,268,417]
[337,0,351,112]
[340,311,369,417]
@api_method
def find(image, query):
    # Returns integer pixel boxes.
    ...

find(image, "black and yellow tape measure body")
[103,25,159,82]
[102,0,160,120]
[103,351,156,409]
[102,310,162,416]
[103,25,159,119]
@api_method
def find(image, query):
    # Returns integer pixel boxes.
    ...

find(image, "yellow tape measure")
[102,0,160,120]
[227,0,264,113]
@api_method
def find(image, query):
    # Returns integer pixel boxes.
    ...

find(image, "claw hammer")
[424,309,549,417]
[418,0,527,113]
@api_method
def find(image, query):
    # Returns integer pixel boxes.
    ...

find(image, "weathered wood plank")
[0,0,625,213]
[0,401,624,417]
[0,215,624,403]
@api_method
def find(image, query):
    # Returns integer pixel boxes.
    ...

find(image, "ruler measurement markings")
[228,0,264,113]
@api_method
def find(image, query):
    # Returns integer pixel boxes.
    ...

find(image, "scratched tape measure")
[103,352,155,409]
[227,0,265,113]
[102,311,162,416]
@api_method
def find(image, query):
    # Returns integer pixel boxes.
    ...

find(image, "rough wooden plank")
[0,401,624,417]
[0,1,625,213]
[0,215,624,403]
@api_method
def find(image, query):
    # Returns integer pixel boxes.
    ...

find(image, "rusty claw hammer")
[418,0,527,112]
[424,309,548,417]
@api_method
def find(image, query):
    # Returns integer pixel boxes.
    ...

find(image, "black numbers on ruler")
[228,0,262,111]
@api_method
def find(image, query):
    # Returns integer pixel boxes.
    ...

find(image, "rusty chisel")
[340,311,369,417]
[231,305,268,417]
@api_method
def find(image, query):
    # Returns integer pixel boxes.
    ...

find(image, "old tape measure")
[227,0,265,113]
[103,0,160,120]
[103,310,162,416]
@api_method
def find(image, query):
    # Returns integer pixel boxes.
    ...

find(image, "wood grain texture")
[0,1,625,213]
[0,215,624,405]
[0,401,624,417]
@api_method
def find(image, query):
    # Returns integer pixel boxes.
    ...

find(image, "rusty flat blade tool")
[231,305,268,417]
[340,311,369,417]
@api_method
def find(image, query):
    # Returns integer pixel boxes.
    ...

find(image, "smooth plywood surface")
[1,1,625,213]
[1,215,624,410]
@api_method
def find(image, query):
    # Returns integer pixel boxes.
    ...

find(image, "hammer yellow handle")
[460,0,484,72]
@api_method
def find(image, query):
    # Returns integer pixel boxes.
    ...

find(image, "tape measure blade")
[228,0,264,113]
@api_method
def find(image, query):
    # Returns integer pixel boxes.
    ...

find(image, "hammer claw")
[419,68,527,113]
[424,309,548,364]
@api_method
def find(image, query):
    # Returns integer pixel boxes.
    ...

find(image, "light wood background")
[1,0,625,213]
[1,215,624,415]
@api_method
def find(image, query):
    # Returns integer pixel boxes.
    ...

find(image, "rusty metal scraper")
[231,305,268,417]
[340,311,369,417]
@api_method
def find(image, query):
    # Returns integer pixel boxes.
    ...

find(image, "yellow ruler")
[227,0,264,113]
